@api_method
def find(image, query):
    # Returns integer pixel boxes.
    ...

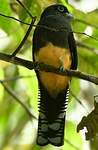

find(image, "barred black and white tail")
[37,84,69,146]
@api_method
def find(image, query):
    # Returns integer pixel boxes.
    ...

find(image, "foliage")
[0,0,98,150]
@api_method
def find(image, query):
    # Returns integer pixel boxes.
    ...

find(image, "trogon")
[32,4,78,146]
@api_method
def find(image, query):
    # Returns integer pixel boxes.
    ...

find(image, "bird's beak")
[66,12,74,19]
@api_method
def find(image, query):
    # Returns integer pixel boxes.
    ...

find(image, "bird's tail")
[37,85,69,146]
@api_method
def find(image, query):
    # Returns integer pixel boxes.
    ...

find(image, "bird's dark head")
[40,4,74,20]
[39,4,74,29]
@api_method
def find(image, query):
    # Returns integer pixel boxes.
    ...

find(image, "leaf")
[0,0,12,34]
[18,66,38,114]
[78,47,98,76]
[18,0,41,30]
[83,29,98,50]
[87,9,98,28]
[64,121,83,150]
[0,1,25,53]
[72,8,87,37]
[77,100,98,140]
[69,78,80,103]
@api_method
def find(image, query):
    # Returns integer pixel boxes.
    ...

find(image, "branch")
[1,76,89,112]
[64,138,81,150]
[33,25,98,41]
[11,17,36,57]
[0,80,37,120]
[0,13,30,25]
[0,52,98,85]
[77,41,98,55]
[73,31,98,41]
[16,0,34,19]
[1,12,98,30]
[0,52,33,69]
[1,75,33,82]
[0,13,98,41]
[2,75,88,112]
[74,18,98,29]
[69,89,88,112]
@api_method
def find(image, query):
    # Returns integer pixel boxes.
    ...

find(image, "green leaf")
[5,24,25,54]
[18,66,38,114]
[19,0,41,30]
[69,78,80,103]
[72,9,87,37]
[0,0,25,53]
[78,47,98,76]
[0,0,12,34]
[64,121,83,150]
[82,29,98,50]
[87,9,98,28]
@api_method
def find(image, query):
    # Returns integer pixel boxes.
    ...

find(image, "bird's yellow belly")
[35,43,71,98]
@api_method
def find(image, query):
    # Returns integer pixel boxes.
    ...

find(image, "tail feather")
[37,83,69,146]
[37,114,49,146]
[48,116,65,146]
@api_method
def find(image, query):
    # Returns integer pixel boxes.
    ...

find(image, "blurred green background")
[0,0,98,150]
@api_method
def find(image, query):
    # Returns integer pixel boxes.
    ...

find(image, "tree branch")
[0,52,33,69]
[64,138,81,150]
[0,13,98,41]
[0,52,98,85]
[69,89,88,112]
[74,18,98,29]
[73,31,98,41]
[0,13,30,25]
[11,17,36,57]
[0,80,37,120]
[1,12,98,29]
[1,75,33,82]
[77,41,98,55]
[16,0,34,19]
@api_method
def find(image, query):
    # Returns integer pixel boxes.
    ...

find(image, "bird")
[32,4,78,147]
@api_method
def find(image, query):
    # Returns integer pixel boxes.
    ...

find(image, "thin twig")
[64,138,81,150]
[1,12,98,30]
[77,41,98,55]
[69,89,88,112]
[2,76,89,111]
[74,18,98,29]
[33,24,98,41]
[0,13,30,25]
[0,12,98,41]
[11,18,36,57]
[0,75,33,82]
[0,52,33,69]
[73,31,98,41]
[16,0,34,19]
[0,80,37,120]
[0,52,98,85]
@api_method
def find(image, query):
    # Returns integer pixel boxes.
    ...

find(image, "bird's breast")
[35,43,72,98]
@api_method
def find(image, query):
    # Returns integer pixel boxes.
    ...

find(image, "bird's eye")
[57,6,65,12]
